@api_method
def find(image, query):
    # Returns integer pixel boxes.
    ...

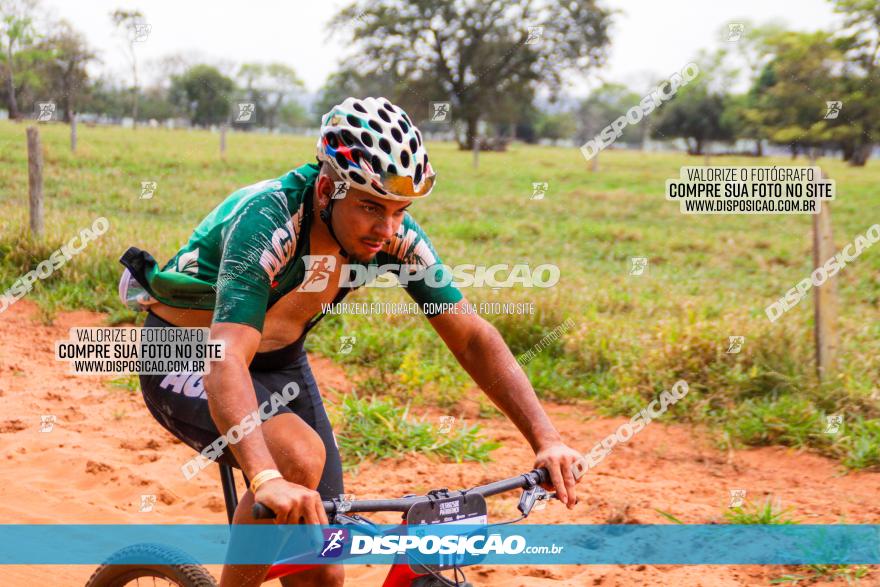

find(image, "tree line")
[1,0,876,165]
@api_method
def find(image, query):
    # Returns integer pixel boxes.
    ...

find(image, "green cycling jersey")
[120,163,462,332]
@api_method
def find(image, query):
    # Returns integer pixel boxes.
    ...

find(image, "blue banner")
[0,524,877,565]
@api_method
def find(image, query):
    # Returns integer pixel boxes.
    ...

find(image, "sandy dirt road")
[0,301,877,586]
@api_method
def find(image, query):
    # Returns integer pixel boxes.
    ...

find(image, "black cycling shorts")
[139,311,344,500]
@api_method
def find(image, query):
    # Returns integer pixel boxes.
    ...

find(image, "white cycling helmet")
[316,97,436,201]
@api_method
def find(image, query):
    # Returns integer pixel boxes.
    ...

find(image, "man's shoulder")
[220,163,318,218]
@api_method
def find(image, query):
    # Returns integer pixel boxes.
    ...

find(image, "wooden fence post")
[472,133,479,169]
[26,126,44,237]
[71,113,77,152]
[812,168,838,381]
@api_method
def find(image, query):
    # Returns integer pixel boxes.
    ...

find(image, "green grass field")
[1,120,878,468]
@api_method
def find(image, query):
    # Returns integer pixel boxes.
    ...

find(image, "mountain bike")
[85,465,555,587]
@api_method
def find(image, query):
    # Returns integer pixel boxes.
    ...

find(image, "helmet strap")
[318,197,350,260]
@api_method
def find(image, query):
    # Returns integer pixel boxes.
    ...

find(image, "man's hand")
[534,442,582,509]
[254,478,329,525]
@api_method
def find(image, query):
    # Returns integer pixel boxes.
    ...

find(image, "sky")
[40,0,841,98]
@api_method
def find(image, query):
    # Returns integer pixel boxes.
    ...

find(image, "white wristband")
[250,469,283,493]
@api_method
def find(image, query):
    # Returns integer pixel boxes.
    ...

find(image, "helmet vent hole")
[409,137,417,153]
[378,109,391,123]
[349,171,366,184]
[340,129,355,146]
[353,102,367,113]
[383,102,396,113]
[387,164,397,175]
[400,150,410,168]
[414,163,423,185]
[378,138,391,154]
[345,114,360,127]
[390,128,403,143]
[326,132,339,149]
[415,130,422,146]
[334,152,350,169]
[399,119,409,133]
[360,132,373,147]
[371,154,381,173]
[368,119,383,133]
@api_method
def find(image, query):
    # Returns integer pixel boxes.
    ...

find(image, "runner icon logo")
[531,182,548,200]
[338,336,356,354]
[726,336,745,354]
[40,414,56,432]
[630,257,648,276]
[332,181,350,200]
[824,101,842,120]
[430,102,451,123]
[728,489,746,508]
[727,23,744,42]
[320,528,349,558]
[36,102,56,122]
[825,414,843,434]
[299,255,337,292]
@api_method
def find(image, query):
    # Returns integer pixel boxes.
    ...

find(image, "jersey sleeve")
[383,213,463,317]
[212,192,290,331]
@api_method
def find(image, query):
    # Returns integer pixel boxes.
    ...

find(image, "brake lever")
[518,485,551,515]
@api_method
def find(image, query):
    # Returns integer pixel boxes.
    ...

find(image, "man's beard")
[347,250,378,263]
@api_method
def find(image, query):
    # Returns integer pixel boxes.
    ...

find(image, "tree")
[576,83,643,145]
[717,21,786,156]
[534,110,574,141]
[262,63,304,130]
[278,100,309,128]
[110,8,147,128]
[236,62,267,126]
[830,0,880,166]
[40,20,96,122]
[235,62,305,130]
[329,0,612,149]
[313,67,410,119]
[745,31,845,160]
[169,64,235,127]
[0,0,41,119]
[78,76,127,119]
[650,50,735,156]
[652,85,732,156]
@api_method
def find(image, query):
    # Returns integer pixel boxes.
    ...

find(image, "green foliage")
[328,0,612,146]
[1,124,877,469]
[653,84,733,154]
[169,65,236,127]
[329,391,500,470]
[723,498,799,525]
[576,83,645,146]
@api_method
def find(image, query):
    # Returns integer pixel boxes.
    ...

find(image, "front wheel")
[411,575,473,587]
[85,543,217,587]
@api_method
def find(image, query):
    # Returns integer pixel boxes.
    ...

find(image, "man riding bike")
[117,97,583,587]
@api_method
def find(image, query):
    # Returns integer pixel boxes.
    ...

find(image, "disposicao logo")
[319,528,349,558]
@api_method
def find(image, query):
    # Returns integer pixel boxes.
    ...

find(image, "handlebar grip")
[252,502,276,520]
[533,467,550,486]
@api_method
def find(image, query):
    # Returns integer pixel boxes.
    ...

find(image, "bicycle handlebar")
[251,467,550,520]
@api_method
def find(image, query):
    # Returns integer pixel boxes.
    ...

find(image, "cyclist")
[118,97,583,587]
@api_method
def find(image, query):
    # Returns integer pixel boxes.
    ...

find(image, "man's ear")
[314,173,332,206]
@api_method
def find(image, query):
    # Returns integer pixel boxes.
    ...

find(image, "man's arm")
[202,323,327,525]
[202,322,275,480]
[428,299,581,508]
